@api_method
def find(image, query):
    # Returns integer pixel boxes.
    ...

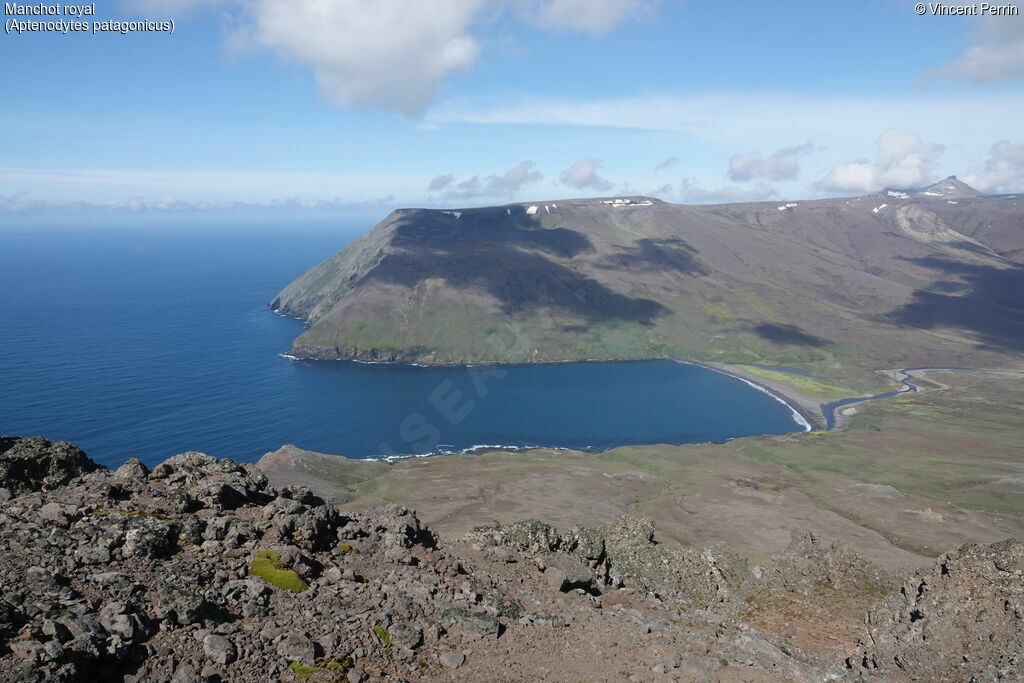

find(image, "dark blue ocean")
[0,223,806,468]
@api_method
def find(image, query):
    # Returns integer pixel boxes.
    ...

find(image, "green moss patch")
[287,659,351,680]
[372,624,391,645]
[287,662,316,679]
[250,549,309,593]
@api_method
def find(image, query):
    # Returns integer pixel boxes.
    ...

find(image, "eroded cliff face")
[0,435,1021,681]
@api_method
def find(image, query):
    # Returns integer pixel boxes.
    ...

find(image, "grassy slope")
[726,371,1024,514]
[734,365,858,399]
[272,197,1024,395]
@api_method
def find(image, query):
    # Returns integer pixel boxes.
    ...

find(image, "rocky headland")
[270,186,1024,397]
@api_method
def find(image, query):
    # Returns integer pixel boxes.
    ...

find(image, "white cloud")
[438,177,481,198]
[127,0,655,116]
[532,0,658,36]
[229,0,483,116]
[965,140,1024,193]
[492,160,544,193]
[654,156,678,172]
[0,192,47,214]
[427,174,455,192]
[429,161,542,199]
[817,130,944,194]
[678,178,776,204]
[927,14,1024,83]
[728,142,814,182]
[560,158,613,191]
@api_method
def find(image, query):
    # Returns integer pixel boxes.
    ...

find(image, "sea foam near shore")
[675,360,813,433]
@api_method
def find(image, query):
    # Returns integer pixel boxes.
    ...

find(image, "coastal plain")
[264,179,1024,573]
[259,368,1024,572]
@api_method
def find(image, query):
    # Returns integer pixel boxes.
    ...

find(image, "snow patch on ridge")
[601,198,653,207]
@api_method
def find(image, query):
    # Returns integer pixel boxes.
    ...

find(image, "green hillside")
[272,189,1024,392]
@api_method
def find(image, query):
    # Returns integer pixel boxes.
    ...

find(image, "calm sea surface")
[0,224,805,468]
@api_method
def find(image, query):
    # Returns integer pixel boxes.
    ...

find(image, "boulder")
[439,652,465,669]
[38,502,81,528]
[202,633,237,665]
[440,607,500,638]
[389,622,423,650]
[122,516,180,558]
[276,632,316,664]
[0,436,100,494]
[542,553,595,592]
[114,458,148,481]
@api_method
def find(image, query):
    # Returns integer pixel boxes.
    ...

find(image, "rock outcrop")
[0,436,1021,681]
[0,436,99,496]
[848,538,1024,680]
[471,516,752,611]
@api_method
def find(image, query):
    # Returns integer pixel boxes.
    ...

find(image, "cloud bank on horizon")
[3,0,1024,218]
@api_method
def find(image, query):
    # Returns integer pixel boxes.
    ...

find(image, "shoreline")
[336,365,1017,450]
[681,360,819,432]
[273,311,840,434]
[281,343,828,437]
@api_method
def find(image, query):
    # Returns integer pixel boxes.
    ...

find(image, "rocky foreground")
[0,436,1022,681]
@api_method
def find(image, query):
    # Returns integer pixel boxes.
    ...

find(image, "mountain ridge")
[881,175,984,199]
[271,185,1024,389]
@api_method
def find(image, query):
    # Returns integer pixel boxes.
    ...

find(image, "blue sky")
[3,0,1024,223]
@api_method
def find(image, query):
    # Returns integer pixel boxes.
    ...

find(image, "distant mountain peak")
[913,176,982,198]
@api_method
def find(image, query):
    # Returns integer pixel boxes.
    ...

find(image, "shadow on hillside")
[947,241,998,257]
[597,238,708,276]
[367,209,670,324]
[888,256,1024,350]
[389,207,593,257]
[750,323,831,347]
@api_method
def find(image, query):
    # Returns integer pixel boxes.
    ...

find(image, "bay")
[0,223,806,468]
